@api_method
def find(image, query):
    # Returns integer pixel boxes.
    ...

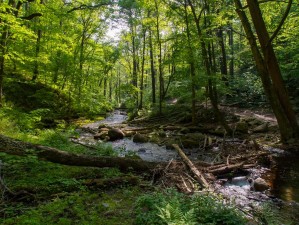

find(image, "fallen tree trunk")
[172,144,210,189]
[0,134,158,172]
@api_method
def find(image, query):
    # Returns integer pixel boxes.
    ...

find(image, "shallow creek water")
[79,111,299,213]
[81,110,178,162]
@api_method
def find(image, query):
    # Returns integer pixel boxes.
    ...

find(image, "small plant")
[134,189,247,225]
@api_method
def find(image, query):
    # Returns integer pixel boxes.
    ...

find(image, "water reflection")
[271,154,299,202]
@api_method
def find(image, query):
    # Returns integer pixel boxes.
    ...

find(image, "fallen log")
[172,144,209,189]
[0,134,158,172]
[208,162,244,175]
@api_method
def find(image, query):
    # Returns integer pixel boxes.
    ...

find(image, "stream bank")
[76,109,299,221]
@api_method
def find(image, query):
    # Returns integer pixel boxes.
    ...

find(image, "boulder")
[108,128,124,141]
[133,133,148,143]
[253,178,269,192]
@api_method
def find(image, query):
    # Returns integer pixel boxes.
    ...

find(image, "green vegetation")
[135,189,246,225]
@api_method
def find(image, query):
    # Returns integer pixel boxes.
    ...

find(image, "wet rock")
[235,121,248,133]
[137,148,146,153]
[133,133,148,143]
[252,123,268,133]
[253,178,269,192]
[108,128,124,141]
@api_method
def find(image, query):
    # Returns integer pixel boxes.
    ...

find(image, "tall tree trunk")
[228,23,234,77]
[234,0,299,142]
[217,27,228,83]
[131,23,138,107]
[184,0,196,124]
[149,29,156,104]
[139,28,147,110]
[154,0,164,115]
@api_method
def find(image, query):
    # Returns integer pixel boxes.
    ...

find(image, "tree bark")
[234,0,299,142]
[149,28,156,104]
[184,0,196,124]
[0,134,158,172]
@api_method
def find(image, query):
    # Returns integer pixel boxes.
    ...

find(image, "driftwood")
[172,144,209,189]
[208,162,244,175]
[0,134,158,172]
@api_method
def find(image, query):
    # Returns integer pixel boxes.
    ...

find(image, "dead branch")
[172,144,209,189]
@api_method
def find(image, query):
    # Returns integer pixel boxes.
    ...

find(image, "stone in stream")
[98,124,108,129]
[94,132,108,140]
[133,133,148,143]
[252,177,269,192]
[107,128,125,141]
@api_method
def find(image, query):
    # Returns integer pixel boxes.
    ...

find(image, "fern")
[158,202,197,225]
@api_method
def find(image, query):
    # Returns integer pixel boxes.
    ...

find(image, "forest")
[0,0,299,224]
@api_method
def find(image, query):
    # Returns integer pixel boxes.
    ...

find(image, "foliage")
[229,72,266,106]
[134,188,247,225]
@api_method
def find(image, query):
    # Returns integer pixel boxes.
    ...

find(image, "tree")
[234,0,299,142]
[0,0,41,106]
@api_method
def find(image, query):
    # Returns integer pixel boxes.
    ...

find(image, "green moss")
[1,188,142,225]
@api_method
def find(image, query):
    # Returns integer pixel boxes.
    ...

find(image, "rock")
[98,124,107,129]
[253,178,269,192]
[133,133,148,143]
[235,121,248,133]
[252,123,268,133]
[94,132,108,140]
[107,128,124,141]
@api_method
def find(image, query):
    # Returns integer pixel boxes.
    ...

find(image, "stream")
[78,110,299,218]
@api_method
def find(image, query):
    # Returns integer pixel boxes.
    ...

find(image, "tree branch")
[67,1,113,13]
[20,13,42,20]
